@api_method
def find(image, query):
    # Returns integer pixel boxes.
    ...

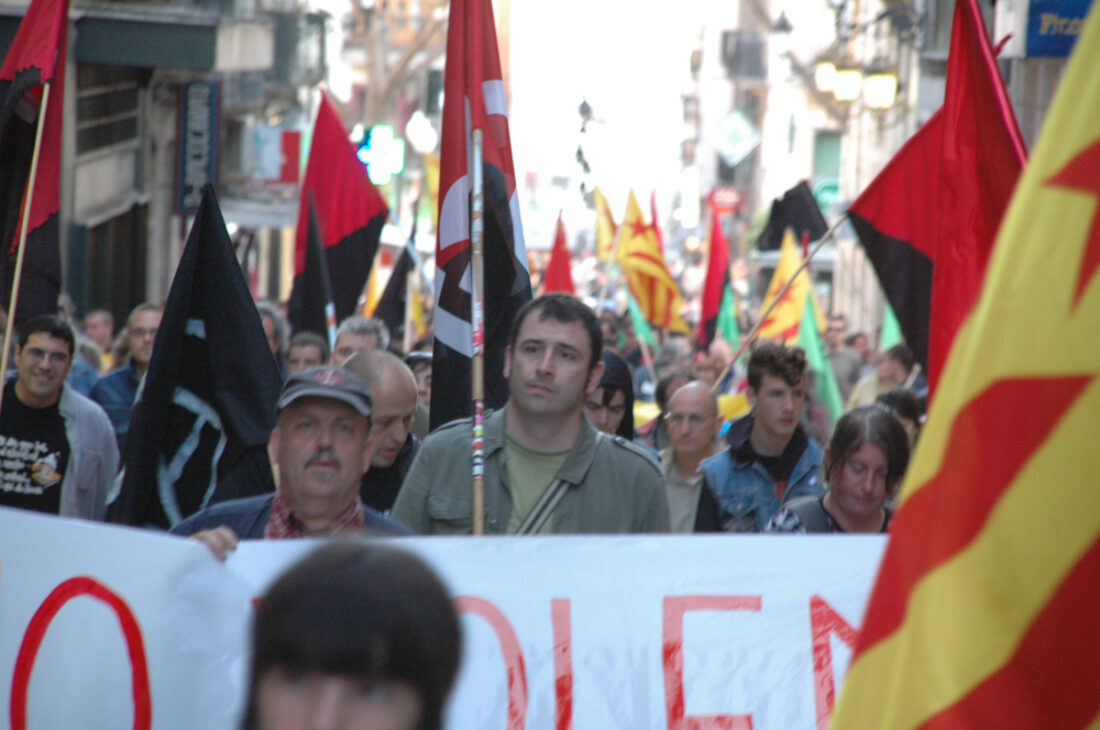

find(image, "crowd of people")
[0,288,926,541]
[0,289,931,729]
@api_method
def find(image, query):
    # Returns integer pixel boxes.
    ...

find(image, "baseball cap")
[277,366,372,417]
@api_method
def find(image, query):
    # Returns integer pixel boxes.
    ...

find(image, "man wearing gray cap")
[172,366,410,557]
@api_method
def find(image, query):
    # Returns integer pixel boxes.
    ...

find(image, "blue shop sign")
[1028,0,1093,57]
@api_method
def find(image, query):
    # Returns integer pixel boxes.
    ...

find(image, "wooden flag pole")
[710,214,849,395]
[469,129,486,536]
[0,82,53,414]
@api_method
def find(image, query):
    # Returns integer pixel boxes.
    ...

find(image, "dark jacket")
[169,493,412,538]
[361,433,420,513]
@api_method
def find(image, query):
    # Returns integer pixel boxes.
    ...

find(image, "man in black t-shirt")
[0,316,119,519]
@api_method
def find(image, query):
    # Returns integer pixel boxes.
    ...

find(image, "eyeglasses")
[130,327,158,340]
[663,412,710,427]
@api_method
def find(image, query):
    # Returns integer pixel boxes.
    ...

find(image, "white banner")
[0,507,885,729]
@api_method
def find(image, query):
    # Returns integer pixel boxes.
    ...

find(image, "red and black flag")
[109,185,282,529]
[848,0,1026,394]
[755,180,828,251]
[289,92,388,334]
[374,243,416,345]
[430,0,531,430]
[697,203,731,348]
[0,0,68,330]
[290,194,338,347]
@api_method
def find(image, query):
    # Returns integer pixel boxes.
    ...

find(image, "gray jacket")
[58,384,120,520]
[391,407,669,535]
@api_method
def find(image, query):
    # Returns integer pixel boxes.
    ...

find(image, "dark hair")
[654,369,692,411]
[596,349,635,437]
[823,405,911,497]
[746,341,807,389]
[508,293,602,372]
[875,388,923,424]
[243,542,461,730]
[846,332,868,347]
[19,315,74,356]
[288,330,330,363]
[884,344,915,373]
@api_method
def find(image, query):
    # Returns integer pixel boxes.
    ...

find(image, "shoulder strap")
[516,478,570,535]
[786,496,831,533]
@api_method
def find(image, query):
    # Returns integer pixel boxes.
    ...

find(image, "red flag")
[543,212,575,294]
[289,92,388,333]
[848,0,1026,396]
[430,0,532,430]
[0,0,68,330]
[697,203,730,347]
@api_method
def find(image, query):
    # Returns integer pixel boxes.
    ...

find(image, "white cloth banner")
[0,507,885,729]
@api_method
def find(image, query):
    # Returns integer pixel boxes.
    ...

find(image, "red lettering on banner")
[10,576,152,730]
[551,598,573,730]
[456,596,528,730]
[662,595,762,730]
[808,595,859,730]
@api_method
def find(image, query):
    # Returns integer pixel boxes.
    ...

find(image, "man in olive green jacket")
[391,294,669,535]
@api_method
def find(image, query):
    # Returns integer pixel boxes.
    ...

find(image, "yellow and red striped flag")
[756,228,824,343]
[831,6,1100,729]
[617,190,688,333]
[593,185,618,262]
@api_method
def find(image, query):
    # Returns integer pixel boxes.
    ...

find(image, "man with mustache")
[172,366,409,557]
[392,293,669,535]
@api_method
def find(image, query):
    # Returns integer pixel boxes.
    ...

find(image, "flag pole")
[596,219,625,307]
[469,129,487,536]
[0,82,53,413]
[710,214,848,394]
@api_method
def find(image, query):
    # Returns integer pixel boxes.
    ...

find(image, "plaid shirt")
[263,493,366,539]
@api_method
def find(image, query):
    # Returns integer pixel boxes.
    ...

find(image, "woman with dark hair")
[584,349,635,439]
[874,387,923,451]
[243,542,462,730]
[765,405,910,533]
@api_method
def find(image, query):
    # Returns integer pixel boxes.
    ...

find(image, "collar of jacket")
[485,406,600,487]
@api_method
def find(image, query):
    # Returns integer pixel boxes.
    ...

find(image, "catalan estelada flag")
[831,5,1100,728]
[593,185,617,262]
[756,229,822,343]
[617,190,687,333]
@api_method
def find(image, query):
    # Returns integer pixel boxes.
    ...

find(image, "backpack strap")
[785,495,832,533]
[516,478,570,535]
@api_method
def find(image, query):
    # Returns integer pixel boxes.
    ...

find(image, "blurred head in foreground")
[244,542,461,730]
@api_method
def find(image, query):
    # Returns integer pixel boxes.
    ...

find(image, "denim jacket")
[90,362,139,454]
[700,417,823,532]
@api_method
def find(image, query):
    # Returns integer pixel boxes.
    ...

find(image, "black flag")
[287,195,337,345]
[109,185,282,528]
[374,244,415,345]
[756,180,828,251]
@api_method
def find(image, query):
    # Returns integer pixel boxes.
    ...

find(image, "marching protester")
[697,342,824,532]
[874,387,923,452]
[343,349,421,514]
[846,343,922,410]
[285,331,329,375]
[660,380,726,532]
[90,302,163,454]
[0,316,118,520]
[331,315,390,367]
[766,405,909,533]
[391,293,669,535]
[171,366,409,557]
[243,541,461,730]
[825,314,862,403]
[634,369,692,452]
[257,301,290,378]
[81,309,115,372]
[583,349,636,439]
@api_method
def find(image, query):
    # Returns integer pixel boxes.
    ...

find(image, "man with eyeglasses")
[660,381,725,532]
[91,302,163,454]
[0,315,118,519]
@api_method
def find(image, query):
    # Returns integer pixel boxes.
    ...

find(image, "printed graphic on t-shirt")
[0,438,64,495]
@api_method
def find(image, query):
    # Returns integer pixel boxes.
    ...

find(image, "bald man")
[661,381,726,532]
[343,350,421,513]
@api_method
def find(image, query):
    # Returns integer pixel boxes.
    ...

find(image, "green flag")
[880,303,903,350]
[716,285,740,344]
[798,292,844,423]
[627,291,657,349]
